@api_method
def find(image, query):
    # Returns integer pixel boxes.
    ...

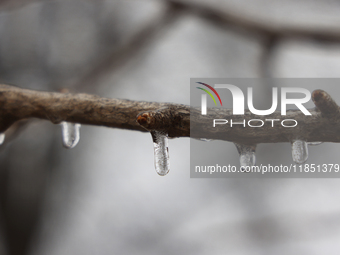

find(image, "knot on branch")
[136,107,174,131]
[46,113,65,124]
[312,89,340,118]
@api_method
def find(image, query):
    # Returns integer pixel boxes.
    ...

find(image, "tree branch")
[168,0,340,42]
[1,85,339,144]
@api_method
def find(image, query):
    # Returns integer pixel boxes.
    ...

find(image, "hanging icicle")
[151,130,170,176]
[61,122,81,149]
[234,143,256,170]
[0,133,5,145]
[291,140,308,164]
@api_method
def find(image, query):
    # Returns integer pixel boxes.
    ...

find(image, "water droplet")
[200,138,212,142]
[0,133,5,145]
[151,131,170,176]
[291,140,308,164]
[307,142,323,146]
[234,143,256,169]
[61,122,81,149]
[193,138,212,142]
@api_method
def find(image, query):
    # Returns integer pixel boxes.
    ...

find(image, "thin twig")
[168,0,340,42]
[70,2,182,93]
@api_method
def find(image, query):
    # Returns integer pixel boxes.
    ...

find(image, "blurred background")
[1,0,340,254]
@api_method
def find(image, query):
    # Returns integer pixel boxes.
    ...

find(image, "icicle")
[234,143,256,170]
[61,122,81,149]
[291,140,308,164]
[0,133,5,145]
[307,142,323,146]
[151,130,170,176]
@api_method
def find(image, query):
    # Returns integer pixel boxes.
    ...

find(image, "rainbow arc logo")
[196,82,223,106]
[196,82,222,115]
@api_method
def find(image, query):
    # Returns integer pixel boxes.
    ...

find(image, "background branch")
[168,0,340,42]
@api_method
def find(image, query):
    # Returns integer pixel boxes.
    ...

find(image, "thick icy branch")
[0,84,189,138]
[0,85,340,144]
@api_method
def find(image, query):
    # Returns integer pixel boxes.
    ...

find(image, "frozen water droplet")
[234,143,256,169]
[61,122,81,149]
[291,140,308,164]
[0,133,5,145]
[193,138,212,142]
[200,138,212,142]
[151,131,170,176]
[307,142,323,146]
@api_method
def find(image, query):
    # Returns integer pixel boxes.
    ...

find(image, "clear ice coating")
[0,133,5,145]
[151,131,170,176]
[291,140,308,164]
[61,122,81,149]
[234,143,256,169]
[307,142,323,146]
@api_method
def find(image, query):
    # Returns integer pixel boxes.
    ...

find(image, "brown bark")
[0,85,339,144]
